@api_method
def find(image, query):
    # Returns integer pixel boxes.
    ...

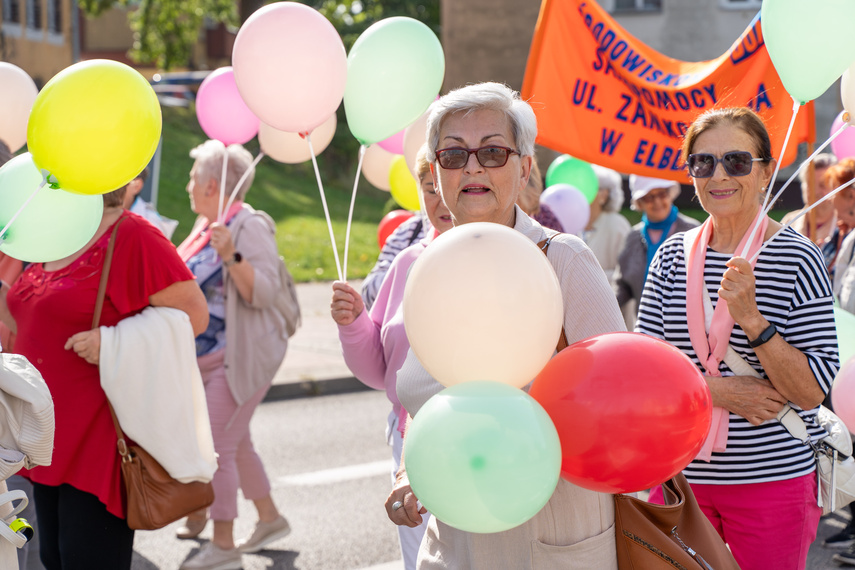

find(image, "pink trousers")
[198,350,272,521]
[650,473,821,570]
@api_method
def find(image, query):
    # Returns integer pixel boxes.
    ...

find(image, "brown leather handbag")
[96,217,215,530]
[614,474,739,570]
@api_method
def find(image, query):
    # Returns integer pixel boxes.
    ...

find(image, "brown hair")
[102,187,127,208]
[681,107,773,165]
[824,157,855,189]
[517,159,544,216]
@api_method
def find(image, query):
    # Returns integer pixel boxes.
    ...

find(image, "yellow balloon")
[388,155,420,211]
[27,59,162,195]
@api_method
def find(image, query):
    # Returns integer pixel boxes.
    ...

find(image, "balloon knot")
[298,131,309,140]
[845,112,851,125]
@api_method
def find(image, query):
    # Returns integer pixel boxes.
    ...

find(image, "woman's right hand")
[706,375,788,426]
[385,469,426,527]
[330,281,365,326]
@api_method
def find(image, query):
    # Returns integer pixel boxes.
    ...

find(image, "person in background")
[175,140,291,570]
[583,165,631,281]
[613,175,699,329]
[781,153,838,246]
[331,145,453,569]
[362,213,429,311]
[516,160,563,232]
[818,158,855,281]
[636,106,838,570]
[121,167,179,239]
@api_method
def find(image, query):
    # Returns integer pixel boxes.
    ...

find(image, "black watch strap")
[748,323,777,348]
[224,252,242,267]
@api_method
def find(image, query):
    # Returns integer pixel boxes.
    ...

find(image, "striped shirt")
[636,227,839,484]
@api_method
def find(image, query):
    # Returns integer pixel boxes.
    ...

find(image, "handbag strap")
[90,216,132,460]
[537,235,569,353]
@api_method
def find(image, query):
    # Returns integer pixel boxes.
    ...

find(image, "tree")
[77,0,439,71]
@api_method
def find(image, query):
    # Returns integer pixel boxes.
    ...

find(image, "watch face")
[234,252,243,263]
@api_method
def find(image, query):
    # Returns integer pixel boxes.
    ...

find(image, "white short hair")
[189,140,255,201]
[425,82,537,162]
[591,164,624,212]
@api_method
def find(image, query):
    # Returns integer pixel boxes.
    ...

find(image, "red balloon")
[528,332,712,494]
[377,209,415,249]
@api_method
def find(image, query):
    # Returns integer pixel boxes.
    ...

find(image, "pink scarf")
[685,209,768,461]
[176,201,244,263]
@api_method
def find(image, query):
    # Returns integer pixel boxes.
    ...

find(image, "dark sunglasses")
[686,151,766,178]
[435,146,520,169]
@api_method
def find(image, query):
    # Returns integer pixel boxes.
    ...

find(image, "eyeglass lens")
[688,152,755,178]
[438,146,513,169]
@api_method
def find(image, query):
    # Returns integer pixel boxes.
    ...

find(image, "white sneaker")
[236,515,292,553]
[179,542,242,570]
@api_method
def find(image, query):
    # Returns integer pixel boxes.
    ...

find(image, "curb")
[263,376,372,403]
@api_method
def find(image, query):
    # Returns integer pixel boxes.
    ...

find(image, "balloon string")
[750,176,855,263]
[224,151,264,216]
[217,150,229,223]
[740,97,800,258]
[343,144,366,282]
[307,134,343,281]
[0,176,47,243]
[761,121,848,222]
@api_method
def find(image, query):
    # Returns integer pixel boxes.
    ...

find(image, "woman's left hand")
[65,329,101,365]
[720,257,763,327]
[208,223,236,261]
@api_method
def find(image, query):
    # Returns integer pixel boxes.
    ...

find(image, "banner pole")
[806,142,817,242]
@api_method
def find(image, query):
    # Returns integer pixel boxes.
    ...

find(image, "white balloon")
[403,110,429,177]
[403,222,564,388]
[540,184,591,236]
[842,63,855,123]
[259,113,337,164]
[0,63,38,152]
[362,144,397,191]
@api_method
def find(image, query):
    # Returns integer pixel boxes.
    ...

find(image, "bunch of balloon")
[196,67,259,146]
[539,184,591,235]
[528,332,713,494]
[544,155,598,204]
[0,63,38,152]
[4,59,161,263]
[400,223,565,533]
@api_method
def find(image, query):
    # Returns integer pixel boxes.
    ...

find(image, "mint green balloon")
[344,17,444,145]
[762,0,855,105]
[405,381,561,534]
[835,307,855,366]
[0,153,103,262]
[544,155,598,204]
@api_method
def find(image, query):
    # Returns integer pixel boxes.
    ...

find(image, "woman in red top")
[0,187,208,569]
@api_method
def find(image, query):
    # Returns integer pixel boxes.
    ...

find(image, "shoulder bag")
[96,217,215,530]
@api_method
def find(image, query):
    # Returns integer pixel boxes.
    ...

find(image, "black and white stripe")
[636,226,839,484]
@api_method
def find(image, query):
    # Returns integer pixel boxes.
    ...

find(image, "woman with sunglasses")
[635,106,839,570]
[387,82,626,569]
[613,174,698,329]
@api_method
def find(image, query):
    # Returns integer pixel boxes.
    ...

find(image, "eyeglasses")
[638,190,672,204]
[435,146,520,169]
[686,151,766,178]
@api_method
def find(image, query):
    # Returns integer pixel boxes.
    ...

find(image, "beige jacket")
[223,205,290,408]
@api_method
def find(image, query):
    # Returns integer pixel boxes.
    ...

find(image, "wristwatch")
[223,252,243,267]
[748,323,777,348]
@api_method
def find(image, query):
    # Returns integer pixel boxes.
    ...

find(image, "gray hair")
[425,82,537,162]
[591,164,624,212]
[190,140,255,201]
[798,153,837,186]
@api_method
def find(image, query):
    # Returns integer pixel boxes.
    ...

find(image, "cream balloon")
[842,63,855,123]
[362,143,397,191]
[402,110,429,177]
[403,223,564,388]
[0,63,38,152]
[259,113,337,164]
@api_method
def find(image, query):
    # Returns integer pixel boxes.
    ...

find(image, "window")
[720,0,762,8]
[613,0,662,11]
[2,0,21,23]
[46,0,60,34]
[26,0,41,29]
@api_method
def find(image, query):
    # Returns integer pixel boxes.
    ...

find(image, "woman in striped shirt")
[636,107,839,570]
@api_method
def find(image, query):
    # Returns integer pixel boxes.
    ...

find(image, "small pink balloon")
[232,2,347,134]
[540,184,590,236]
[0,62,38,152]
[831,111,855,159]
[832,355,855,432]
[196,67,260,145]
[377,129,405,155]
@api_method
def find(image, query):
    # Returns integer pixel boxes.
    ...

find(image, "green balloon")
[544,155,598,204]
[0,153,103,263]
[835,307,855,366]
[405,381,561,534]
[344,17,444,146]
[761,0,855,104]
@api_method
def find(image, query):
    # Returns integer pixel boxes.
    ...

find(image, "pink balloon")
[831,111,855,159]
[377,129,405,155]
[232,2,347,134]
[540,184,590,235]
[0,62,38,152]
[196,67,259,145]
[832,355,855,432]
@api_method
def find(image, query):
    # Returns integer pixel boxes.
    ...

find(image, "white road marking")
[354,561,404,570]
[276,459,393,486]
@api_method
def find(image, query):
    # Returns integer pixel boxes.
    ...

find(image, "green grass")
[156,106,395,282]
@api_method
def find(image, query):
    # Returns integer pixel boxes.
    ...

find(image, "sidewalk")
[265,279,368,401]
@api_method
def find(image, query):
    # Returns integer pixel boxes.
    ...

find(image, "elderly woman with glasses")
[635,107,839,570]
[387,82,626,569]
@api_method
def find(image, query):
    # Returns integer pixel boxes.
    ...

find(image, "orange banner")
[522,0,815,182]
